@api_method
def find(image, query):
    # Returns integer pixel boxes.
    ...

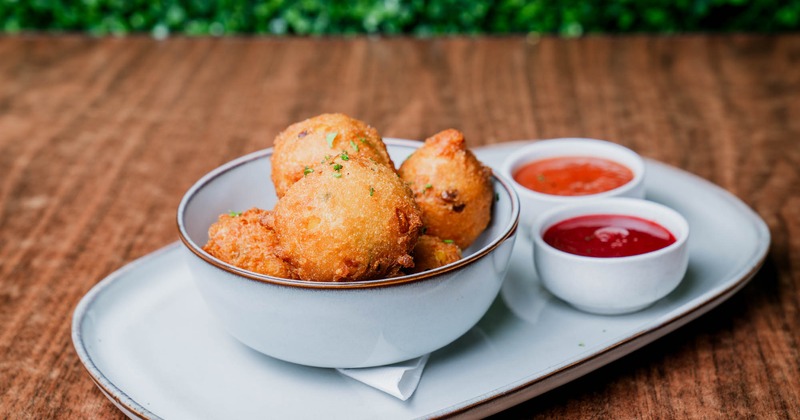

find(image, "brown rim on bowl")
[176,138,520,290]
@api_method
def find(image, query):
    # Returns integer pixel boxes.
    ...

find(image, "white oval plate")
[72,140,770,419]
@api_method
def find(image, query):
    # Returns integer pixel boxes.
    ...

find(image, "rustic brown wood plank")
[0,34,797,419]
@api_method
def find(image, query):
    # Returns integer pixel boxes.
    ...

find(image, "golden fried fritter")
[398,129,493,249]
[203,208,294,278]
[407,235,462,274]
[270,113,394,198]
[272,155,422,282]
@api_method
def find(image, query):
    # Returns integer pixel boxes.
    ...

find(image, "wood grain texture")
[0,34,797,419]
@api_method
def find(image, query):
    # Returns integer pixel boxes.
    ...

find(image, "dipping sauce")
[514,156,634,196]
[543,214,676,257]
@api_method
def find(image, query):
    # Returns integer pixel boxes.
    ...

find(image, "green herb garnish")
[340,150,350,161]
[333,163,343,171]
[443,239,454,244]
[325,132,338,148]
[424,183,432,190]
[350,140,359,152]
[333,173,342,178]
[303,166,314,176]
[369,187,374,196]
[228,210,242,217]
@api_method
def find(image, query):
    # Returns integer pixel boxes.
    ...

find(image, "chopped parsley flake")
[443,239,454,244]
[333,173,342,178]
[359,137,367,143]
[325,132,338,148]
[369,187,374,196]
[340,151,350,161]
[303,166,313,176]
[333,163,343,171]
[350,140,359,152]
[424,183,433,190]
[227,210,242,217]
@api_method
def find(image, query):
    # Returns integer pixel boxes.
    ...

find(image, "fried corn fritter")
[398,129,494,249]
[270,113,394,198]
[272,155,423,282]
[407,235,462,274]
[203,208,295,278]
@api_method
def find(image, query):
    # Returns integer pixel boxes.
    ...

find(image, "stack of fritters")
[203,113,493,282]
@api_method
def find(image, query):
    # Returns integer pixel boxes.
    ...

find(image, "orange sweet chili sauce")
[514,156,634,196]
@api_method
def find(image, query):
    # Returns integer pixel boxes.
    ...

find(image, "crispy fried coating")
[407,235,462,274]
[270,113,394,198]
[273,155,422,282]
[398,129,494,249]
[203,208,295,278]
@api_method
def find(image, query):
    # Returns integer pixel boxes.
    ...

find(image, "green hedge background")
[2,0,798,37]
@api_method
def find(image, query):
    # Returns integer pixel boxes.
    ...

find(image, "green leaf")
[325,131,338,148]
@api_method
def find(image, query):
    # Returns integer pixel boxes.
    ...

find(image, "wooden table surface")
[1,34,798,418]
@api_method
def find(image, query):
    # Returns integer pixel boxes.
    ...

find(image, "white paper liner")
[336,354,430,401]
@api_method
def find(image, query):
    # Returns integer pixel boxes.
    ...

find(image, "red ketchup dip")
[543,214,676,258]
[514,156,634,196]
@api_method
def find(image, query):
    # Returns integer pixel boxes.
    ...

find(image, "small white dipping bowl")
[532,198,689,315]
[177,139,520,368]
[502,138,646,232]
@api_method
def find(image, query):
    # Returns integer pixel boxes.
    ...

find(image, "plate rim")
[72,244,176,420]
[71,140,771,419]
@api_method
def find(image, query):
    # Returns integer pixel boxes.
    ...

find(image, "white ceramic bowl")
[177,139,520,368]
[501,138,646,231]
[532,198,689,315]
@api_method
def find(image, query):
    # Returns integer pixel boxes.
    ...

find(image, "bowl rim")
[177,138,520,290]
[531,197,689,263]
[501,137,646,203]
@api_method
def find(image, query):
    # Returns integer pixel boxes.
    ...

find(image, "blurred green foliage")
[1,0,798,37]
